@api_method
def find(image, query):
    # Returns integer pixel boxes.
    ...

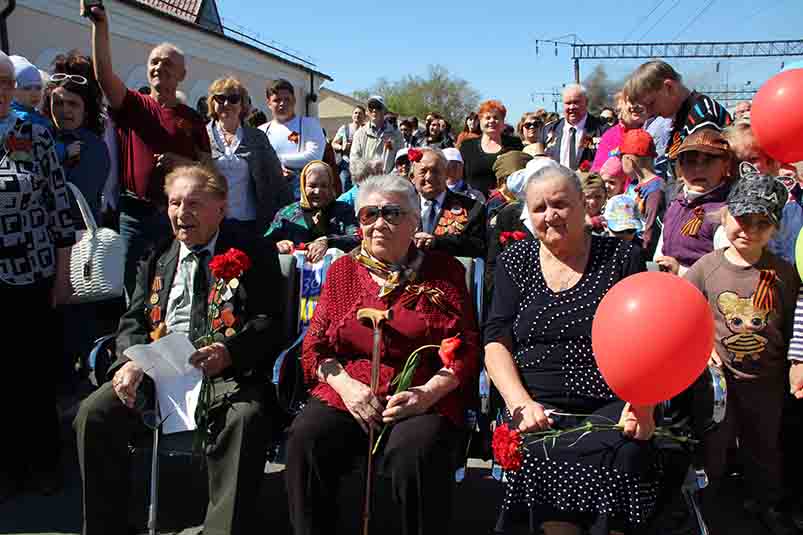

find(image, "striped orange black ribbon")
[680,207,706,237]
[753,270,777,312]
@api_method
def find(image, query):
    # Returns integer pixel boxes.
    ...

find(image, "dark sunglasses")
[368,105,383,112]
[523,122,540,129]
[358,204,406,225]
[212,93,242,105]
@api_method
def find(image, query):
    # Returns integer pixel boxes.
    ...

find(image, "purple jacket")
[662,181,731,268]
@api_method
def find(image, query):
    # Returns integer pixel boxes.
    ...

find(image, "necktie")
[568,127,577,170]
[423,200,438,234]
[188,248,211,345]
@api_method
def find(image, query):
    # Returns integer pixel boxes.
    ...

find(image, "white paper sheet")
[124,333,203,434]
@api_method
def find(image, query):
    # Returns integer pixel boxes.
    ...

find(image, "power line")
[672,0,716,41]
[637,0,683,42]
[623,0,668,41]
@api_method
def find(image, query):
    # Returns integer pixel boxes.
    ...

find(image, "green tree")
[354,65,481,131]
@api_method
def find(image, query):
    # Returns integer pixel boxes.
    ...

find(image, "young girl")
[620,128,665,259]
[685,172,800,534]
[581,172,607,235]
[654,128,731,276]
[600,156,629,199]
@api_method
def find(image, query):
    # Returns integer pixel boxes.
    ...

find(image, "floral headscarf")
[299,160,337,227]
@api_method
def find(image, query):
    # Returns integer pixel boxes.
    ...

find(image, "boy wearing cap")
[621,129,665,258]
[10,55,51,130]
[654,128,732,276]
[604,194,643,242]
[394,148,411,178]
[685,171,800,535]
[443,147,485,203]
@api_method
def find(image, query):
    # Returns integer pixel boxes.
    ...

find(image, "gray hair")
[414,146,447,170]
[562,84,588,101]
[151,42,185,62]
[349,158,385,185]
[525,164,583,195]
[356,175,421,223]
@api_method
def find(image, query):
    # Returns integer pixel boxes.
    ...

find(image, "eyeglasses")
[49,73,88,85]
[522,122,540,129]
[358,204,406,225]
[212,93,242,105]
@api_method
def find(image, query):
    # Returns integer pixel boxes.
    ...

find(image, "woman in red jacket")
[285,174,480,535]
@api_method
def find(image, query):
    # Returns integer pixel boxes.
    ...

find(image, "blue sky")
[217,0,802,121]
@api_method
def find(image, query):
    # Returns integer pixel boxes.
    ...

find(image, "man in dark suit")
[74,164,283,535]
[539,84,609,170]
[411,147,486,258]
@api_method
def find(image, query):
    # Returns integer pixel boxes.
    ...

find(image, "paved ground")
[0,391,789,535]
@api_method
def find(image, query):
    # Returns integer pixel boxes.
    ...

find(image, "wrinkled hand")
[276,240,294,254]
[655,256,680,275]
[510,399,554,433]
[80,0,107,23]
[337,378,384,433]
[619,403,655,441]
[382,387,433,424]
[306,239,328,263]
[790,362,803,399]
[414,232,435,250]
[709,349,723,368]
[113,362,144,408]
[189,343,232,377]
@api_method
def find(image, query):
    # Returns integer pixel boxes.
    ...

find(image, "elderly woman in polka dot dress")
[484,165,658,534]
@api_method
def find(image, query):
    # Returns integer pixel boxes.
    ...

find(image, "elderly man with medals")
[74,164,283,535]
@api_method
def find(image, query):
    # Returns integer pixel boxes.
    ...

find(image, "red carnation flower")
[407,148,423,162]
[209,248,252,281]
[500,231,527,245]
[295,242,307,251]
[438,335,461,369]
[511,231,527,241]
[492,424,523,471]
[579,160,591,172]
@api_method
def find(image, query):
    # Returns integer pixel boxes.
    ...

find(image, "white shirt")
[559,114,588,168]
[259,116,325,171]
[420,191,447,232]
[166,233,219,336]
[212,123,257,222]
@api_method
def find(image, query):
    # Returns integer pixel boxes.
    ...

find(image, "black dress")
[459,135,524,198]
[484,236,659,528]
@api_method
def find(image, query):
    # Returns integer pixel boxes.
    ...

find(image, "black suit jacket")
[540,114,609,170]
[429,190,487,258]
[207,122,293,232]
[112,221,283,380]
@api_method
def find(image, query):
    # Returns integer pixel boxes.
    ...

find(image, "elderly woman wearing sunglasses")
[285,174,480,535]
[206,77,291,236]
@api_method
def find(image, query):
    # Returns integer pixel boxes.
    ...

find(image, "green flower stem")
[372,344,439,455]
[520,421,698,450]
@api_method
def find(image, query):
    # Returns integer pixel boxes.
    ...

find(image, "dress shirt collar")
[420,190,447,213]
[564,113,588,134]
[178,231,220,264]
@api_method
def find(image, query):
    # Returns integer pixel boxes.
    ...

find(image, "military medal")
[152,276,163,292]
[150,306,162,323]
[229,278,240,290]
[150,293,159,305]
[221,286,233,302]
[225,327,236,337]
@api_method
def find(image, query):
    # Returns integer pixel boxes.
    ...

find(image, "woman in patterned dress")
[0,51,75,500]
[484,164,658,534]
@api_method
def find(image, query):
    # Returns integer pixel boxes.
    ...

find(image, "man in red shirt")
[83,1,210,298]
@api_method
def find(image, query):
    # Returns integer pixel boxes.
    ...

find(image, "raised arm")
[82,1,127,110]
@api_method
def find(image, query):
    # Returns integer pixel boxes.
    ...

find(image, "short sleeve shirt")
[113,89,210,203]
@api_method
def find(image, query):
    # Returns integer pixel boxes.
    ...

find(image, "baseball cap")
[727,167,788,226]
[605,195,643,233]
[10,55,40,89]
[442,148,463,163]
[620,129,657,157]
[367,95,386,110]
[676,128,730,157]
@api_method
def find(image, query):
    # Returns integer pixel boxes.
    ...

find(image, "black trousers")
[0,278,60,484]
[74,377,271,535]
[285,398,461,535]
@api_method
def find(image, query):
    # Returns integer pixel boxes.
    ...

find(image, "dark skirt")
[502,400,660,528]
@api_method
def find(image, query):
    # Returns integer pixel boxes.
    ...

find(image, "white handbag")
[67,183,125,304]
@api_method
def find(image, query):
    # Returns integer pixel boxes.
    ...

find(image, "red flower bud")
[407,148,423,162]
[579,160,591,172]
[511,231,527,241]
[438,335,461,369]
[295,242,307,251]
[492,424,523,471]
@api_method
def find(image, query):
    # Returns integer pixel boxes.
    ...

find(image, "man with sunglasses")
[411,147,486,258]
[350,95,404,174]
[81,1,211,300]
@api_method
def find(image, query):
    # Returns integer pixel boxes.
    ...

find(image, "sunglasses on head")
[358,204,406,225]
[212,93,242,105]
[49,73,88,85]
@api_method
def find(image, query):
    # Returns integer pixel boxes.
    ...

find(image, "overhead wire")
[672,0,717,41]
[623,0,668,41]
[636,0,683,42]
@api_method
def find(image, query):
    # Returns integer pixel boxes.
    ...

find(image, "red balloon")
[591,272,714,406]
[752,69,803,164]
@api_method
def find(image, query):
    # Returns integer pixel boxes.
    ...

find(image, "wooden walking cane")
[357,307,392,535]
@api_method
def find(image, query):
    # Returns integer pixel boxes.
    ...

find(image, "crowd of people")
[3,2,803,535]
